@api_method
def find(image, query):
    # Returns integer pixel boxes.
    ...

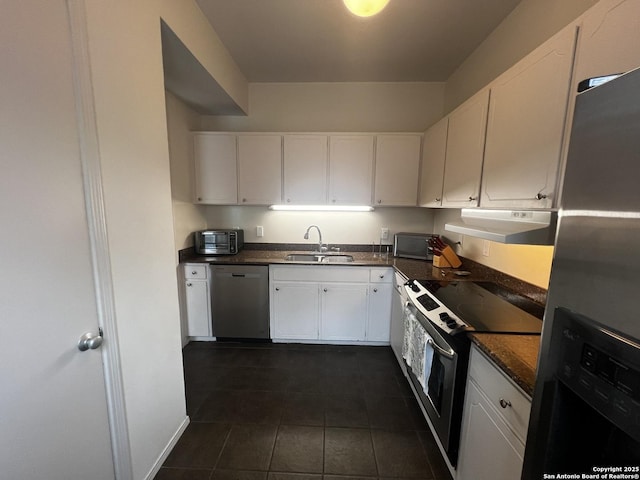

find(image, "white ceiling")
[195,0,523,83]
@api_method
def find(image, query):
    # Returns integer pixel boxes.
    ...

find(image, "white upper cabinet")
[283,134,328,205]
[441,89,489,208]
[329,135,374,205]
[374,134,422,206]
[574,0,640,88]
[237,134,282,205]
[481,26,577,209]
[193,133,237,204]
[419,117,448,207]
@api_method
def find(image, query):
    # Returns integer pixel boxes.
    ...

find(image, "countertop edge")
[468,333,540,397]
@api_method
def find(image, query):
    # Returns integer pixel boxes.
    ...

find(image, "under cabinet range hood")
[445,209,557,245]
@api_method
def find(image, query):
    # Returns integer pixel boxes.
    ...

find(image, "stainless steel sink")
[284,253,354,263]
[322,254,354,263]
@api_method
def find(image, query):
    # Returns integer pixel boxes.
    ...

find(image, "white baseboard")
[143,415,190,480]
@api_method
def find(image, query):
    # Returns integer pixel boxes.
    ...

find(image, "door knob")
[78,329,103,352]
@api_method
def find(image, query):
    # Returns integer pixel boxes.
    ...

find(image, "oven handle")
[427,338,455,360]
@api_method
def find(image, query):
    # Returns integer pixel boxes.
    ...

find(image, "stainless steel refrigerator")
[523,68,640,477]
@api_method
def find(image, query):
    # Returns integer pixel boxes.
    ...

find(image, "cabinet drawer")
[370,268,393,283]
[468,346,531,441]
[184,264,208,280]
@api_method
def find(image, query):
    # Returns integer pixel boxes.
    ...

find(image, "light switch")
[482,240,491,257]
[256,226,264,237]
[381,227,389,240]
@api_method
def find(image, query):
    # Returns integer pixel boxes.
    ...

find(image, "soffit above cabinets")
[161,21,246,115]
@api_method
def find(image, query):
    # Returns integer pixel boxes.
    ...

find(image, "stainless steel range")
[402,279,543,469]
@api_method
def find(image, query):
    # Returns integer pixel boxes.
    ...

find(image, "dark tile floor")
[155,342,452,480]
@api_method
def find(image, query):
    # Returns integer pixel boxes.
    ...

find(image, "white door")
[320,284,368,341]
[329,135,374,205]
[283,134,328,204]
[0,2,116,479]
[271,283,320,340]
[374,135,422,206]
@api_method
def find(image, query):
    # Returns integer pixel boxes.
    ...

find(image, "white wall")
[201,81,445,132]
[166,91,208,254]
[83,1,188,478]
[444,0,597,112]
[158,0,249,112]
[206,206,435,247]
[81,0,248,477]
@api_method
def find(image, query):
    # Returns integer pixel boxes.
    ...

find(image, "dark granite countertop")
[468,333,540,397]
[181,244,545,394]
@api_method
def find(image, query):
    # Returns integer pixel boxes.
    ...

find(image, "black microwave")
[393,232,435,260]
[194,229,244,255]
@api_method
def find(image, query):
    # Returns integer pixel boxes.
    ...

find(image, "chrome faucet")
[304,225,326,252]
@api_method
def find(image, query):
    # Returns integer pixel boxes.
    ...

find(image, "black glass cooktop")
[417,280,543,334]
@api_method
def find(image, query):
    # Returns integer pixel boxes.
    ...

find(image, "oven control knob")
[439,312,459,329]
[409,280,421,292]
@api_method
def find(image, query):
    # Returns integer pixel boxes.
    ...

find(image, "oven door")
[402,304,468,467]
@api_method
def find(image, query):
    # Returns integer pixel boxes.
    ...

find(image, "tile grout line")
[211,423,233,474]
[369,427,381,478]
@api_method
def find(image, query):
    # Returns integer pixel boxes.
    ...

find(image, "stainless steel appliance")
[393,232,435,260]
[403,279,542,468]
[523,68,640,477]
[211,265,269,339]
[194,229,244,255]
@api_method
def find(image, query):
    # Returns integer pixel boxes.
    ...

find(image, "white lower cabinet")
[456,346,531,480]
[367,269,393,342]
[271,282,320,340]
[182,264,212,338]
[270,265,393,343]
[320,283,368,341]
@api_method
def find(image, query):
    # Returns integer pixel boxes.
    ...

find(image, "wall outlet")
[381,227,389,241]
[256,225,264,237]
[482,239,491,257]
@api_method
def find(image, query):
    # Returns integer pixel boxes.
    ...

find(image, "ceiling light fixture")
[343,0,390,17]
[269,205,374,212]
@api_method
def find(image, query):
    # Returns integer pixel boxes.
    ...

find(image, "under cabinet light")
[269,205,374,212]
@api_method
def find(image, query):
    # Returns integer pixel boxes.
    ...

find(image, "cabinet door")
[441,90,489,207]
[329,135,374,205]
[271,282,319,340]
[390,274,407,369]
[419,118,448,207]
[320,283,368,341]
[367,283,392,342]
[237,134,282,205]
[374,134,422,206]
[283,135,328,205]
[481,27,576,209]
[574,0,640,92]
[184,279,211,337]
[456,380,525,480]
[193,133,237,204]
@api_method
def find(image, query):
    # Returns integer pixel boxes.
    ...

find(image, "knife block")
[441,245,462,268]
[433,255,452,268]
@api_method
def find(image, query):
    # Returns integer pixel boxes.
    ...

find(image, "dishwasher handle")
[215,272,262,279]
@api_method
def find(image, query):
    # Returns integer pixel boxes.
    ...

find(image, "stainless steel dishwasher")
[210,265,270,339]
